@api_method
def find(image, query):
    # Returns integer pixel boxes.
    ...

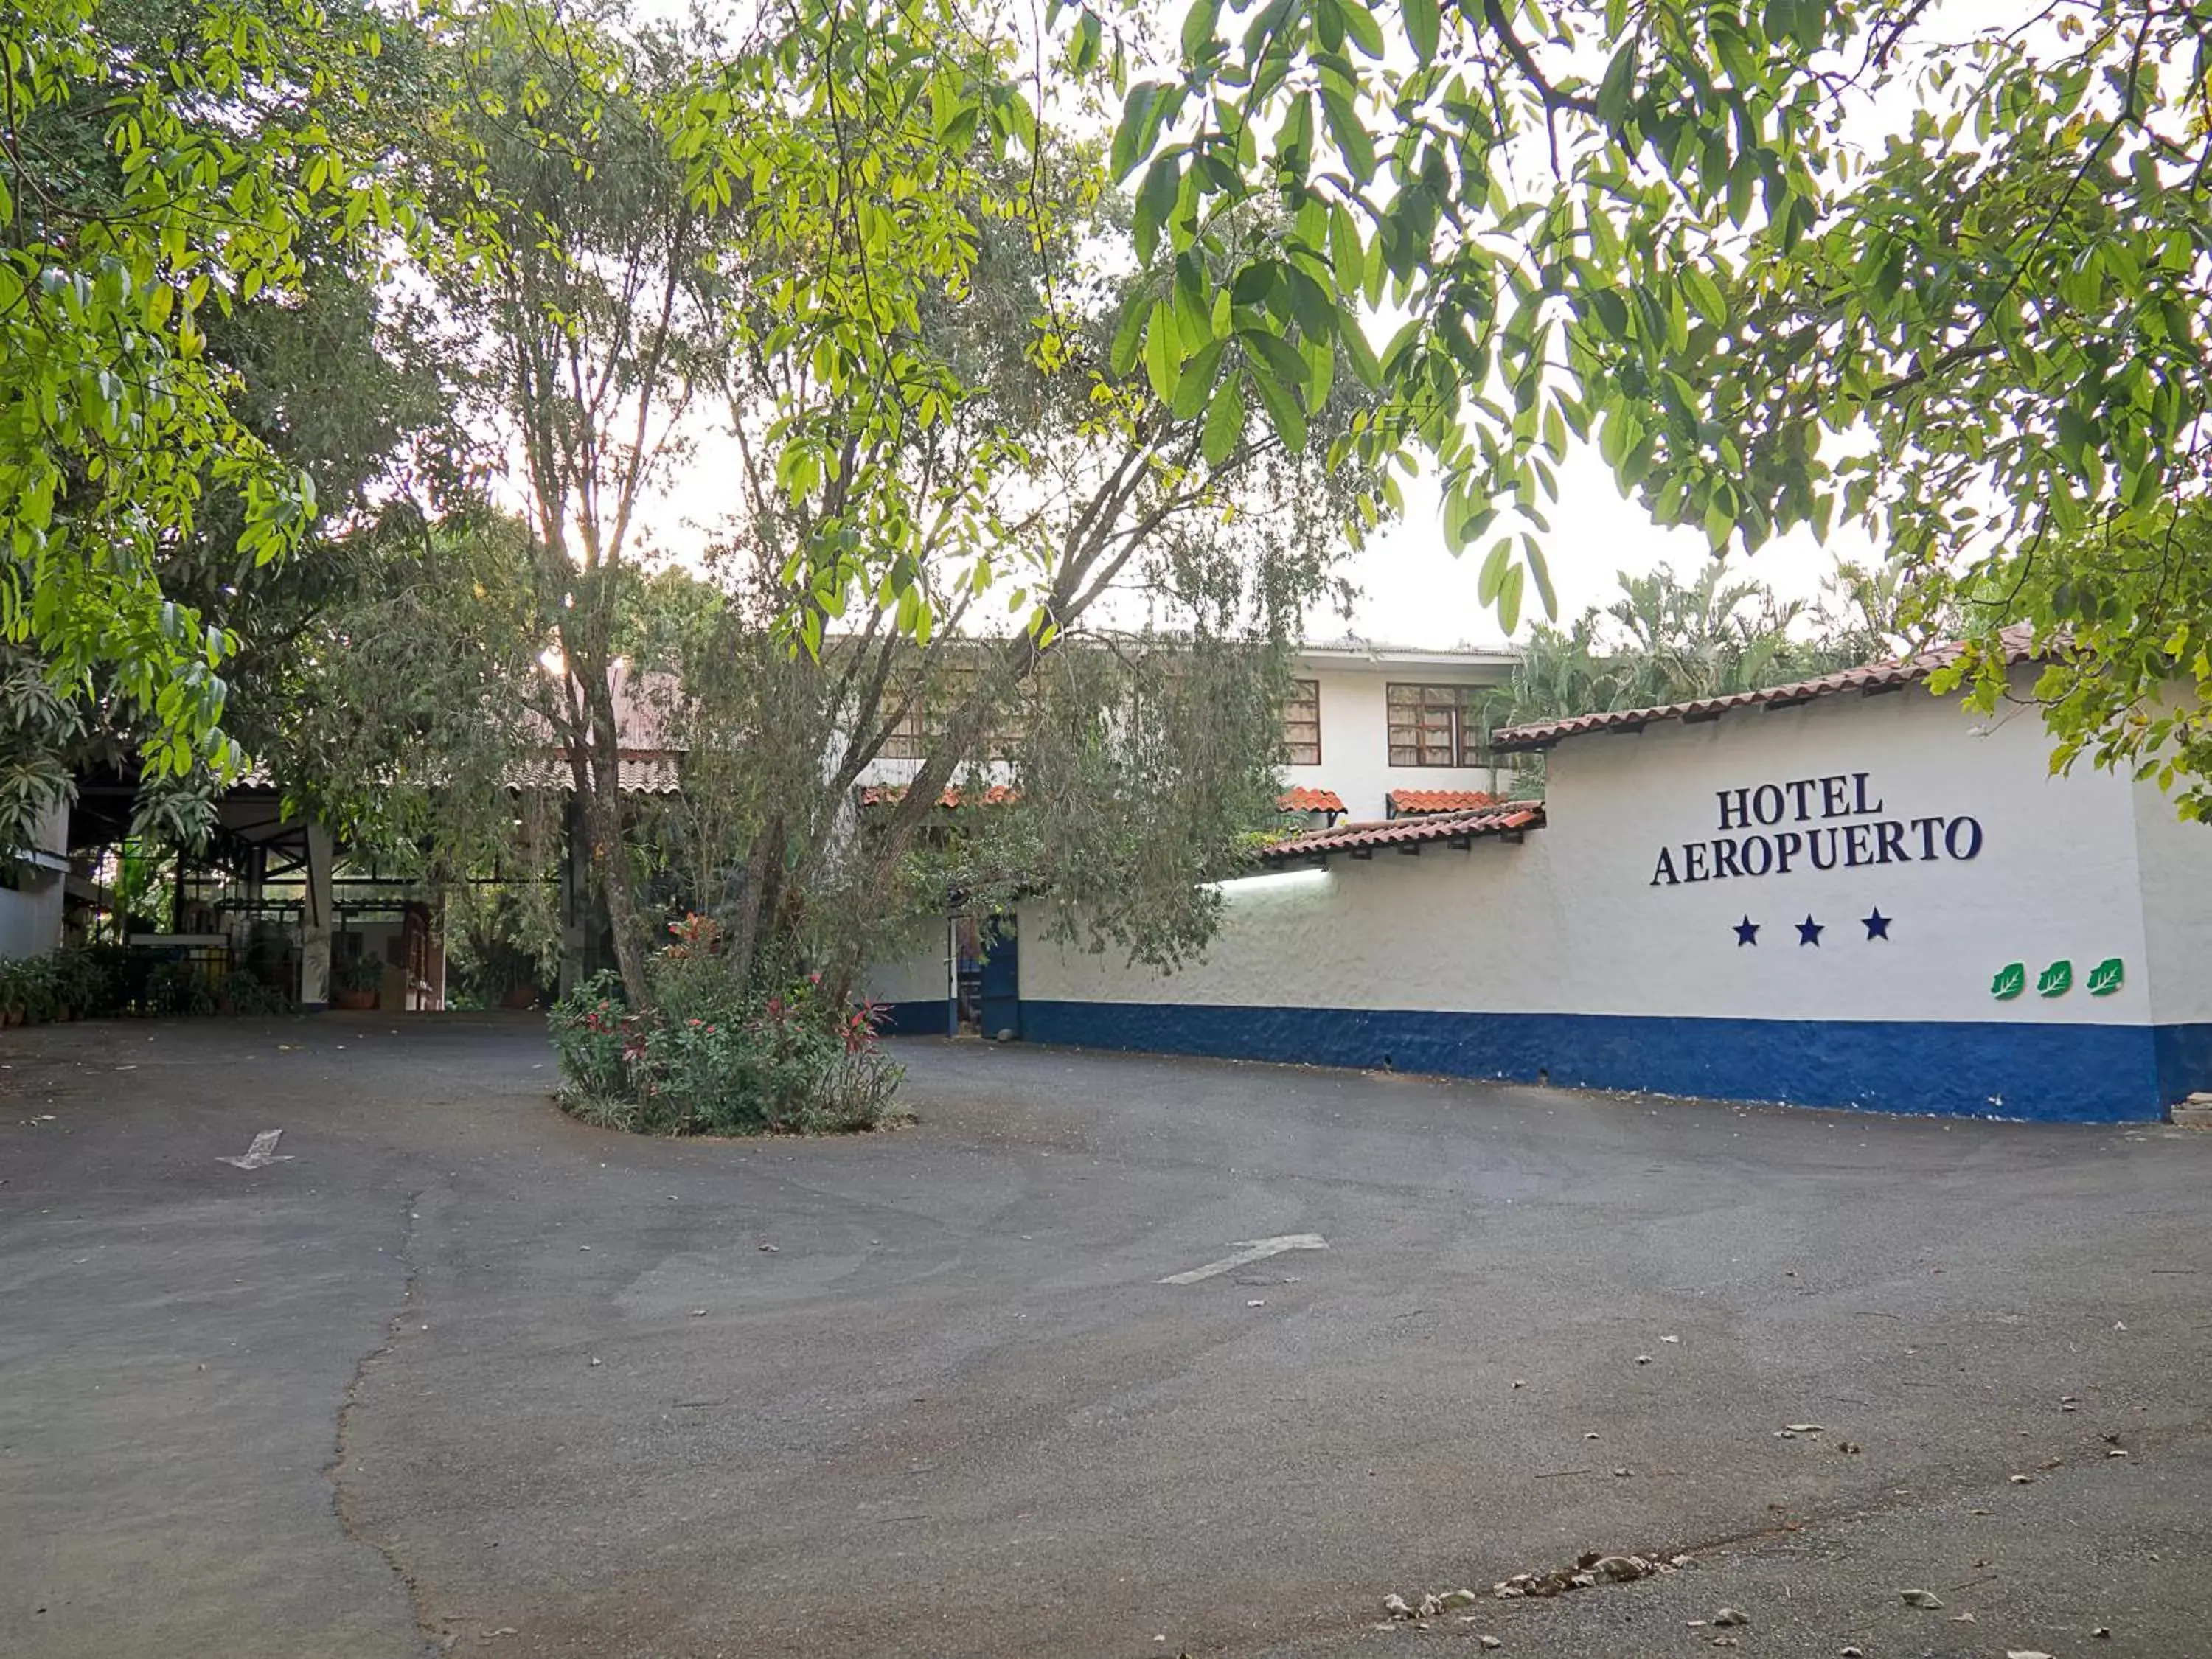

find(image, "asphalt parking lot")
[4,1014,2210,1659]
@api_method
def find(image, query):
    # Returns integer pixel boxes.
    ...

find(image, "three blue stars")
[1731,911,1894,945]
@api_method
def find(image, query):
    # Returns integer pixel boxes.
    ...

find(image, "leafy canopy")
[1066,0,2208,648]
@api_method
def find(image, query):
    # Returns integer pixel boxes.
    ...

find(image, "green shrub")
[546,920,906,1137]
[220,970,289,1015]
[145,960,217,1016]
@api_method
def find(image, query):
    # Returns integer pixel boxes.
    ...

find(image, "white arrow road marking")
[218,1129,293,1170]
[1160,1233,1328,1286]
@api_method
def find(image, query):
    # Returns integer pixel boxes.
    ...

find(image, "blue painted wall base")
[873,998,953,1037]
[1017,999,2205,1123]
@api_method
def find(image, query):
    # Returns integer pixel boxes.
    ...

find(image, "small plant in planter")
[331,952,385,1010]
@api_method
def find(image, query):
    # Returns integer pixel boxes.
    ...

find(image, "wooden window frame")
[1281,678,1322,767]
[1385,682,1490,769]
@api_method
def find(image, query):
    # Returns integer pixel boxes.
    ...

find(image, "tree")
[1,0,425,838]
[1077,0,2206,600]
[425,0,1380,1009]
[1957,500,2212,818]
[1492,560,1904,787]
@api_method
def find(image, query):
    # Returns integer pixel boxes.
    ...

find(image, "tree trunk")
[584,759,651,1007]
[567,644,653,1009]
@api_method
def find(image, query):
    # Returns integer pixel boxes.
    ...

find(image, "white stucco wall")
[1026,672,2163,1032]
[862,920,953,1006]
[1022,841,1560,1012]
[1542,681,2149,1027]
[2129,774,2212,1026]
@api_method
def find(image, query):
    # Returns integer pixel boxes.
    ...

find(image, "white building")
[877,641,2212,1124]
[855,637,1522,824]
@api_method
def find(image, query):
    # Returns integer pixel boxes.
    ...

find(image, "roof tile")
[1260,801,1543,861]
[1278,786,1346,813]
[1388,787,1500,815]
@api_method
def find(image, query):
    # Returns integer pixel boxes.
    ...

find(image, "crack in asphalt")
[326,1184,445,1657]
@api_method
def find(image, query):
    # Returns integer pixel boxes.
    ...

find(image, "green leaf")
[2086,956,2124,997]
[1340,1,1385,58]
[1402,0,1439,63]
[1477,536,1510,601]
[1243,327,1310,390]
[1112,82,1163,181]
[2036,959,2073,998]
[1329,202,1365,292]
[1990,961,2026,1001]
[1144,299,1180,400]
[1681,266,1728,329]
[1069,10,1102,74]
[1248,360,1308,451]
[1496,562,1524,634]
[1201,373,1247,465]
[1135,156,1181,265]
[1319,88,1376,182]
[1523,538,1557,620]
[1109,293,1149,377]
[1181,0,1220,62]
[1171,338,1226,420]
[1338,310,1382,389]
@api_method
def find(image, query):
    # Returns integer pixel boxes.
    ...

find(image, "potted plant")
[332,952,384,1010]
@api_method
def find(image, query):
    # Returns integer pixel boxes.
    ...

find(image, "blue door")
[977,917,1020,1040]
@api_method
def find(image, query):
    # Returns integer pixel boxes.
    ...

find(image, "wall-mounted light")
[1203,865,1332,896]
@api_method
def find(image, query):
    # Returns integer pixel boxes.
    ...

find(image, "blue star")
[1796,914,1824,947]
[1733,915,1759,947]
[1863,908,1891,940]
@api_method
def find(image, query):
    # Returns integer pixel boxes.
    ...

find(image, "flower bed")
[549,919,905,1136]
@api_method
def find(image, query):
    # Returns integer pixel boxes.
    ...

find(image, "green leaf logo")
[2037,959,2073,998]
[1991,961,2026,1000]
[2087,957,2125,997]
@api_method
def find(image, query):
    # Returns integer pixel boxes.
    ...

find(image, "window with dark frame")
[1281,678,1322,766]
[1386,682,1489,768]
[876,669,1023,763]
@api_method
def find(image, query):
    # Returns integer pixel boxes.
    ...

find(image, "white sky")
[1309,451,1879,650]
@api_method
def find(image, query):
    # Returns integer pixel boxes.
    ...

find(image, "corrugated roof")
[1278,786,1346,813]
[1490,630,2038,753]
[1259,801,1543,862]
[505,757,684,795]
[1388,787,1500,815]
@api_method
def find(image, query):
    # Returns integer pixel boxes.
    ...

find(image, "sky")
[1304,451,1877,651]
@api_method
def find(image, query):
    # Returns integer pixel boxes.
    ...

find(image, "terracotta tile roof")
[1277,786,1346,813]
[1490,628,2039,753]
[859,783,1020,808]
[1388,787,1500,815]
[1259,801,1543,862]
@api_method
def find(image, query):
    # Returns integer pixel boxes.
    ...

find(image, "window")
[1387,683,1489,768]
[1281,678,1321,765]
[877,669,1023,762]
[879,698,928,759]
